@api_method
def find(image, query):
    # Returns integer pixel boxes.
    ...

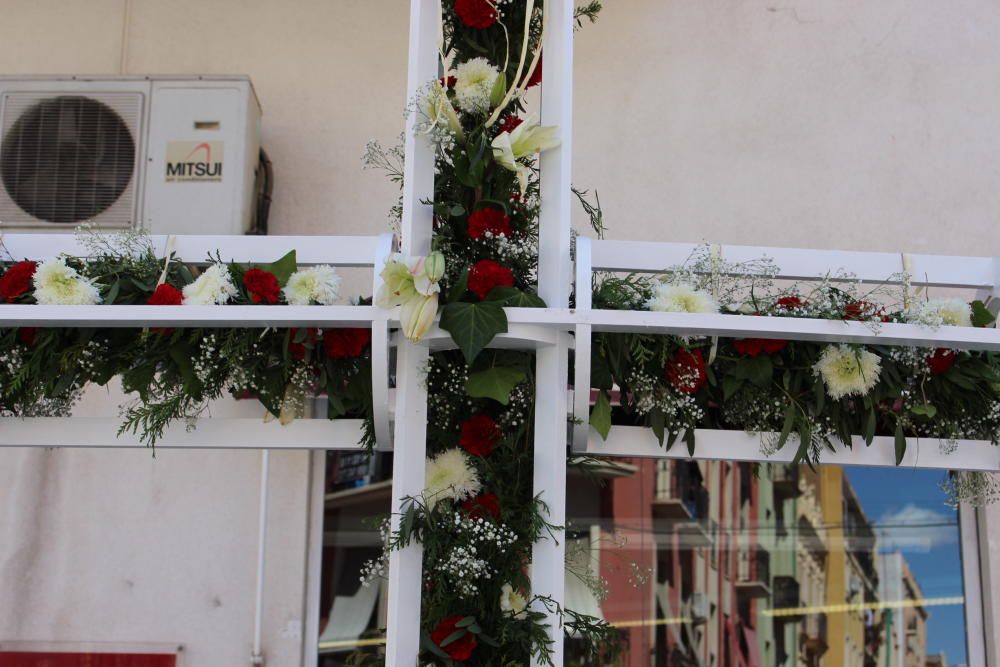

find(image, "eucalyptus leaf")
[894,421,907,465]
[589,390,612,440]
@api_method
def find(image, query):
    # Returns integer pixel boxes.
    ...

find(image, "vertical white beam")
[302,450,327,667]
[385,1,438,664]
[400,0,438,258]
[961,503,989,665]
[537,0,574,307]
[572,236,593,452]
[531,2,575,665]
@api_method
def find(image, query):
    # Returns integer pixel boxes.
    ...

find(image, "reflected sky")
[846,467,966,664]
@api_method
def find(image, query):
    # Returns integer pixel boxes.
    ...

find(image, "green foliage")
[439,301,509,364]
[0,239,375,449]
[589,390,612,440]
[466,365,528,405]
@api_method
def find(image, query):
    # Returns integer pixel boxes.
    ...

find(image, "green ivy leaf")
[466,366,527,405]
[486,286,546,308]
[439,300,508,364]
[589,390,612,440]
[263,250,297,287]
[722,374,742,400]
[911,403,938,419]
[971,300,997,328]
[448,268,469,303]
[731,355,773,389]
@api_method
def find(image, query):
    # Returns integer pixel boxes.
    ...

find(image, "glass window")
[317,451,393,666]
[564,458,971,667]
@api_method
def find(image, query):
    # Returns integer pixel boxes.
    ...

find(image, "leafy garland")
[587,248,1000,467]
[0,228,375,447]
[362,1,622,664]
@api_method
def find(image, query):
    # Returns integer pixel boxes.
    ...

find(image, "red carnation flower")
[17,327,38,347]
[324,328,372,359]
[844,300,887,322]
[454,0,497,29]
[468,260,514,300]
[0,261,36,303]
[499,114,523,134]
[461,492,501,520]
[440,75,457,89]
[927,348,957,375]
[289,327,319,361]
[526,53,542,87]
[459,414,501,457]
[147,284,183,335]
[243,268,281,305]
[732,338,787,357]
[665,348,708,394]
[148,284,183,306]
[468,207,512,240]
[431,615,477,661]
[774,296,806,311]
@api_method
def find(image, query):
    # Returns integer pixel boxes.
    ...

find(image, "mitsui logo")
[165,140,224,182]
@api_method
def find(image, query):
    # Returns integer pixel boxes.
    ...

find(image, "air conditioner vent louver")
[0,92,140,226]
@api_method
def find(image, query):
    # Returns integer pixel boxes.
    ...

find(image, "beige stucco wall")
[0,1,997,665]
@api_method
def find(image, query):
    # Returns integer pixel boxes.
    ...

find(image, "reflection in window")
[318,451,393,666]
[564,460,968,667]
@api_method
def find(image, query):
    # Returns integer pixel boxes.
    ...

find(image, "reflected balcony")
[736,547,771,599]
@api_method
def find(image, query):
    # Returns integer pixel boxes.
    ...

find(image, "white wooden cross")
[2,1,1000,665]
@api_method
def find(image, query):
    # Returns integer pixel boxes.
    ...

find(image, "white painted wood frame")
[0,231,396,452]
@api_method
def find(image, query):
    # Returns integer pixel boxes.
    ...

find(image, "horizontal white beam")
[576,310,1000,351]
[577,426,1000,473]
[589,239,996,289]
[0,417,380,450]
[1,234,387,267]
[4,306,996,351]
[0,304,377,328]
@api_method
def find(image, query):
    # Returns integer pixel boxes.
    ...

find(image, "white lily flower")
[491,114,560,193]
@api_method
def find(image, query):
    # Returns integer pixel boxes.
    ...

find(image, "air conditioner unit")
[0,75,263,235]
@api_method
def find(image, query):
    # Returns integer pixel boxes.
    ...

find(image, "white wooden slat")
[576,425,1000,473]
[1,233,384,267]
[0,304,377,327]
[385,0,439,663]
[0,417,376,449]
[589,239,995,289]
[530,2,575,664]
[371,233,396,448]
[573,237,594,453]
[578,310,1000,351]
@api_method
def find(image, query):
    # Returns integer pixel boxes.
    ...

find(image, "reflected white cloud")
[876,504,958,552]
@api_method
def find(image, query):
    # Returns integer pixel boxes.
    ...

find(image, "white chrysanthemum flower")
[182,264,238,305]
[646,283,719,314]
[283,265,342,305]
[424,448,482,509]
[454,57,499,114]
[914,298,972,327]
[32,258,101,305]
[500,583,528,619]
[814,344,882,400]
